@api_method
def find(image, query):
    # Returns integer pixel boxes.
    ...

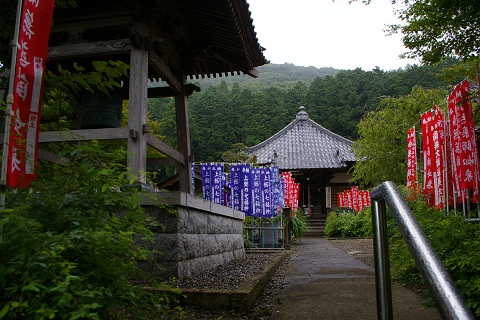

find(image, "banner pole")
[1,0,23,210]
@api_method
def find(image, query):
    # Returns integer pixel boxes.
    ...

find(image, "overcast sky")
[248,0,419,71]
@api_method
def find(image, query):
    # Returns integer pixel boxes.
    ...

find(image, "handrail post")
[371,196,393,320]
[370,181,475,320]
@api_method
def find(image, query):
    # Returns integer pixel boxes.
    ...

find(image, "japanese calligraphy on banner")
[251,167,262,217]
[281,172,300,210]
[448,80,479,202]
[230,164,243,212]
[201,163,224,204]
[421,107,446,208]
[421,111,435,205]
[337,187,370,213]
[406,127,417,191]
[203,164,296,217]
[7,0,54,188]
[260,168,272,217]
[201,163,213,202]
[432,106,445,208]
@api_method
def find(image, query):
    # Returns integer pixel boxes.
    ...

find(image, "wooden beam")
[245,68,259,78]
[146,157,179,167]
[50,15,132,34]
[48,39,131,59]
[148,83,200,98]
[148,50,182,94]
[145,133,184,165]
[38,128,129,142]
[38,149,71,166]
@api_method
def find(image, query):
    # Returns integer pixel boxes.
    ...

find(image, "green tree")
[388,0,480,65]
[221,143,256,164]
[351,86,447,188]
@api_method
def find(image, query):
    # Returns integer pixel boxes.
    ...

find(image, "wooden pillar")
[307,177,311,215]
[175,72,192,193]
[127,22,149,186]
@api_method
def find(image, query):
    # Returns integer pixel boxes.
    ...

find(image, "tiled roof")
[248,107,357,170]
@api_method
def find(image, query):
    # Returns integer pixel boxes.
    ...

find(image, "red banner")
[7,0,54,188]
[406,126,417,191]
[281,172,300,210]
[421,111,434,205]
[336,187,370,212]
[432,106,445,208]
[448,81,479,202]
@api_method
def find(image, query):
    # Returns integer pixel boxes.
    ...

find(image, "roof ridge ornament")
[296,106,309,121]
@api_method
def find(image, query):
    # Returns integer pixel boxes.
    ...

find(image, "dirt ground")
[329,238,375,267]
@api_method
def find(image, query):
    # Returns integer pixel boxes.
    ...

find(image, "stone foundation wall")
[140,192,245,279]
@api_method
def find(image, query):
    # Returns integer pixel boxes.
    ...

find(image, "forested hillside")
[148,61,461,162]
[189,63,340,89]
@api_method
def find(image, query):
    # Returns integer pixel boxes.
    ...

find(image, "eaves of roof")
[248,107,357,170]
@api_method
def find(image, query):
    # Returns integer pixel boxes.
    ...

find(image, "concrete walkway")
[271,238,441,320]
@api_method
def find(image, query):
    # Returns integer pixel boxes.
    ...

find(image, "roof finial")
[296,106,308,121]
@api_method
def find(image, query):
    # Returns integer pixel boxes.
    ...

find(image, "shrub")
[325,208,372,238]
[289,208,309,240]
[0,143,181,319]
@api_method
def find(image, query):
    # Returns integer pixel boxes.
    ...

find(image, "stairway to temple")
[304,214,327,237]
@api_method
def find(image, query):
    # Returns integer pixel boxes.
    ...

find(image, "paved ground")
[271,237,441,320]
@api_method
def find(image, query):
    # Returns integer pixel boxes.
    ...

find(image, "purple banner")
[279,178,285,208]
[261,168,272,217]
[201,163,212,201]
[271,166,280,216]
[223,172,230,207]
[251,168,262,217]
[241,164,252,216]
[191,164,196,195]
[212,164,223,204]
[230,164,242,211]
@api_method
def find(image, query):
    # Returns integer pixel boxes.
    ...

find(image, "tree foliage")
[351,86,448,188]
[147,61,460,163]
[389,0,480,64]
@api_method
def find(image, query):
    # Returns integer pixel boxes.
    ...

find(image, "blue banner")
[222,172,230,207]
[200,163,289,217]
[241,164,252,216]
[279,177,285,208]
[251,167,262,217]
[261,168,272,217]
[201,163,212,201]
[191,164,196,196]
[212,164,223,204]
[230,164,242,211]
[271,166,280,216]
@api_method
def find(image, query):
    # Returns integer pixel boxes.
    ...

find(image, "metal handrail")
[370,181,475,320]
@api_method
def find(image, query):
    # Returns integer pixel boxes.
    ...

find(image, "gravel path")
[174,238,373,319]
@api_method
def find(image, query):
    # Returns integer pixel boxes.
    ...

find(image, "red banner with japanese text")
[336,187,370,212]
[448,81,479,202]
[421,111,434,205]
[406,127,417,192]
[281,172,300,210]
[432,106,445,208]
[7,0,54,188]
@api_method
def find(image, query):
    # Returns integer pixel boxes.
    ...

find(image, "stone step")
[304,215,327,237]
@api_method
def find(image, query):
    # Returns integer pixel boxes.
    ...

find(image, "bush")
[325,208,372,238]
[289,208,309,240]
[0,143,181,319]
